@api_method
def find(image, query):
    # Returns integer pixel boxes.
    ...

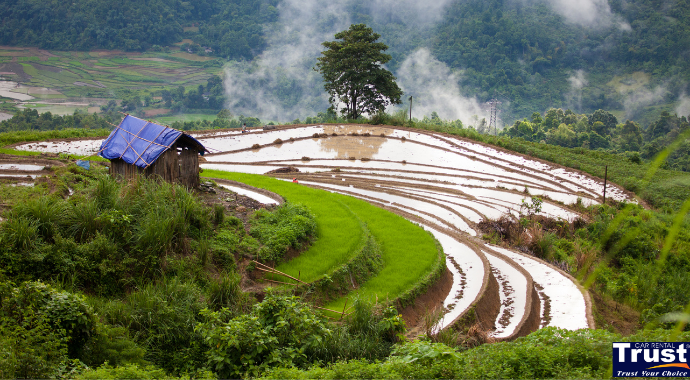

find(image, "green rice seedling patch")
[170,52,215,62]
[38,69,82,85]
[0,147,41,156]
[19,63,38,77]
[156,114,217,124]
[202,171,441,310]
[324,195,440,313]
[203,170,365,283]
[69,60,87,68]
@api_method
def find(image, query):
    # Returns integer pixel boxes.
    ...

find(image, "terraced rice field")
[12,124,635,338]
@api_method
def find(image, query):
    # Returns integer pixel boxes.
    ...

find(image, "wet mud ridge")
[18,124,608,337]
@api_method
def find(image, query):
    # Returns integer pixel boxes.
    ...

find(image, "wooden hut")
[99,115,206,188]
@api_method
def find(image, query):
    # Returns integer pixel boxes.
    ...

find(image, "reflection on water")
[318,126,393,159]
[317,136,389,159]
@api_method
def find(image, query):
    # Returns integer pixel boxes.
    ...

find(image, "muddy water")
[218,184,279,205]
[15,140,102,156]
[484,252,528,338]
[0,81,34,101]
[428,228,486,331]
[199,126,324,152]
[488,245,589,330]
[0,163,45,171]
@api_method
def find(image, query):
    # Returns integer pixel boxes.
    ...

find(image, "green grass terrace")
[202,171,442,314]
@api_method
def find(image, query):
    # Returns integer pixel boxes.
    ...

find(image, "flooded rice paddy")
[196,125,608,334]
[19,124,611,336]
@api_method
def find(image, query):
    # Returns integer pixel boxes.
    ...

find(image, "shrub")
[0,281,96,359]
[11,196,66,242]
[249,203,316,262]
[197,294,332,378]
[207,271,245,311]
[93,175,120,211]
[66,200,101,243]
[74,364,179,380]
[98,278,208,374]
[80,324,147,368]
[238,235,261,257]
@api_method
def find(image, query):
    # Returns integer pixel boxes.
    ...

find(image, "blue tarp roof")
[99,115,205,168]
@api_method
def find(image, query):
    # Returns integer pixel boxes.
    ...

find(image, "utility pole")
[487,98,502,135]
[409,96,413,122]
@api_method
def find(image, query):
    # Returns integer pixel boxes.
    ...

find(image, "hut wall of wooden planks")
[109,144,202,188]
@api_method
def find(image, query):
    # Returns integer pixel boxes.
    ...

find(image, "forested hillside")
[2,0,689,122]
[430,0,690,118]
[0,0,277,59]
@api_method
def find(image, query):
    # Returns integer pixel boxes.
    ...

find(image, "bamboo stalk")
[252,260,307,284]
[339,300,348,321]
[264,279,296,286]
[312,305,348,314]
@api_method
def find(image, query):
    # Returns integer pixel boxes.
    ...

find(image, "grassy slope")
[203,170,439,309]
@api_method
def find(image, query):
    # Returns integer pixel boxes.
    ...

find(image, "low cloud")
[676,94,690,118]
[535,0,630,30]
[566,70,588,112]
[395,48,488,126]
[623,85,667,119]
[223,0,350,122]
[367,0,452,26]
[223,0,460,122]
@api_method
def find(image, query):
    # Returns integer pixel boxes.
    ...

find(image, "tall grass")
[94,277,208,373]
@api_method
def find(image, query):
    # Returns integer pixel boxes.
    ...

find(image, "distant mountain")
[1,0,689,122]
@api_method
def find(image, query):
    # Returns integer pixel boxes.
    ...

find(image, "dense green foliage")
[5,0,689,120]
[503,108,690,172]
[198,293,332,378]
[429,0,689,119]
[0,174,214,296]
[316,24,403,119]
[250,203,317,262]
[0,108,117,134]
[261,328,690,379]
[0,168,333,377]
[198,294,404,378]
[0,0,278,59]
